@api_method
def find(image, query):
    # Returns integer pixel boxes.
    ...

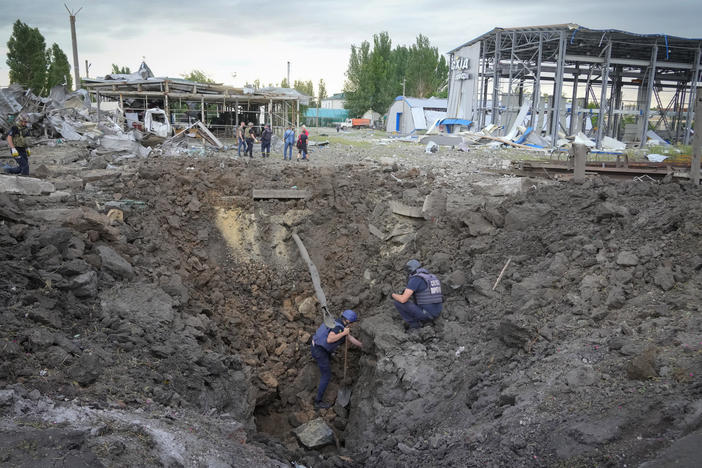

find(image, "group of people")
[310,259,443,409]
[236,122,309,160]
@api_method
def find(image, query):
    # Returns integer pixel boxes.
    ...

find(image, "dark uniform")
[5,124,30,175]
[393,267,443,329]
[260,125,272,158]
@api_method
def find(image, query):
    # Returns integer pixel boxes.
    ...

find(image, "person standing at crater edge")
[391,259,443,330]
[310,309,363,409]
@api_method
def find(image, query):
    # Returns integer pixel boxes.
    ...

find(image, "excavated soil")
[1,130,701,467]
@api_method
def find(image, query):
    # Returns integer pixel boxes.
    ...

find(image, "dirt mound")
[1,142,701,466]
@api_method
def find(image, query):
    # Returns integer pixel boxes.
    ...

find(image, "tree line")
[6,20,73,96]
[344,32,448,118]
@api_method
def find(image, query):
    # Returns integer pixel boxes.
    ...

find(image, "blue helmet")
[404,259,421,275]
[341,309,357,323]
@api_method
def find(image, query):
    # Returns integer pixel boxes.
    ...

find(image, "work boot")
[314,400,331,409]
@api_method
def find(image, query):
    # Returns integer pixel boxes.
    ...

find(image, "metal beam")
[530,33,543,128]
[683,48,701,145]
[565,54,692,70]
[639,44,659,148]
[492,31,501,130]
[596,41,612,149]
[550,31,566,146]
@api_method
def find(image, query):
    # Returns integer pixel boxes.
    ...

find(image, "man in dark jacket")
[245,122,258,158]
[260,124,272,158]
[4,116,31,175]
[392,259,443,329]
[310,309,363,409]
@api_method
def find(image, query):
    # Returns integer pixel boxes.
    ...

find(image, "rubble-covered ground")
[1,128,701,467]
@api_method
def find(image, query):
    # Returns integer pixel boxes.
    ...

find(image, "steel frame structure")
[84,78,307,137]
[449,24,702,148]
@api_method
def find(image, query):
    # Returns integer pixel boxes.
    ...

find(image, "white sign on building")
[447,43,480,120]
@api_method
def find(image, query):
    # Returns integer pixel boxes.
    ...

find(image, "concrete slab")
[0,175,55,195]
[419,135,464,146]
[80,169,122,184]
[29,208,78,222]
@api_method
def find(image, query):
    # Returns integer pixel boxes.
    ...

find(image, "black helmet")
[404,259,421,275]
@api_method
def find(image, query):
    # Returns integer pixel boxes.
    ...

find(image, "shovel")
[336,340,352,408]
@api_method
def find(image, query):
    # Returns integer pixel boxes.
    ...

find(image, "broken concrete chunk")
[626,347,658,380]
[473,178,526,196]
[462,212,495,237]
[653,266,675,291]
[0,175,55,195]
[390,200,424,218]
[596,202,630,221]
[445,270,466,289]
[615,251,639,266]
[293,418,335,449]
[96,245,134,279]
[504,203,552,231]
[422,189,447,219]
[64,271,98,298]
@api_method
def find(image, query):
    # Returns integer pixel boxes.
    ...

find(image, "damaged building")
[447,24,702,148]
[83,62,310,138]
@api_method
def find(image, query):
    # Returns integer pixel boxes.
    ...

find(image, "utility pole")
[65,3,83,90]
[287,61,291,88]
[402,77,406,97]
[85,59,90,78]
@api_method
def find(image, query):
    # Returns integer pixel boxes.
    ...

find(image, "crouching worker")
[392,259,443,330]
[310,309,363,409]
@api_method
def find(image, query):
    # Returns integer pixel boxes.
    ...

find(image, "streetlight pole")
[65,3,83,90]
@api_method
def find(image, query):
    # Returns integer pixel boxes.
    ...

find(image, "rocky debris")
[1,137,701,468]
[293,418,335,449]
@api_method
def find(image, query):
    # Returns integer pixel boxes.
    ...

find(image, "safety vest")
[411,268,443,305]
[312,319,345,353]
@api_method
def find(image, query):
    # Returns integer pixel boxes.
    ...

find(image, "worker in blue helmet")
[310,309,363,409]
[391,259,443,330]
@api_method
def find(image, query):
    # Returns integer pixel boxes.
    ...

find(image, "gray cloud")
[1,0,699,90]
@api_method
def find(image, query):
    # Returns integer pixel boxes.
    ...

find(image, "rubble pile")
[0,128,701,466]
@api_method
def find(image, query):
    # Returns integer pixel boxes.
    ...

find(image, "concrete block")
[0,175,55,195]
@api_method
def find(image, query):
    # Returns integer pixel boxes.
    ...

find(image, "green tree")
[181,69,216,84]
[344,32,448,116]
[405,34,448,98]
[46,43,72,90]
[111,64,131,74]
[6,20,47,95]
[343,40,372,117]
[281,77,289,88]
[318,79,327,101]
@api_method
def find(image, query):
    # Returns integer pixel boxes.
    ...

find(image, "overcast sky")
[0,0,699,94]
